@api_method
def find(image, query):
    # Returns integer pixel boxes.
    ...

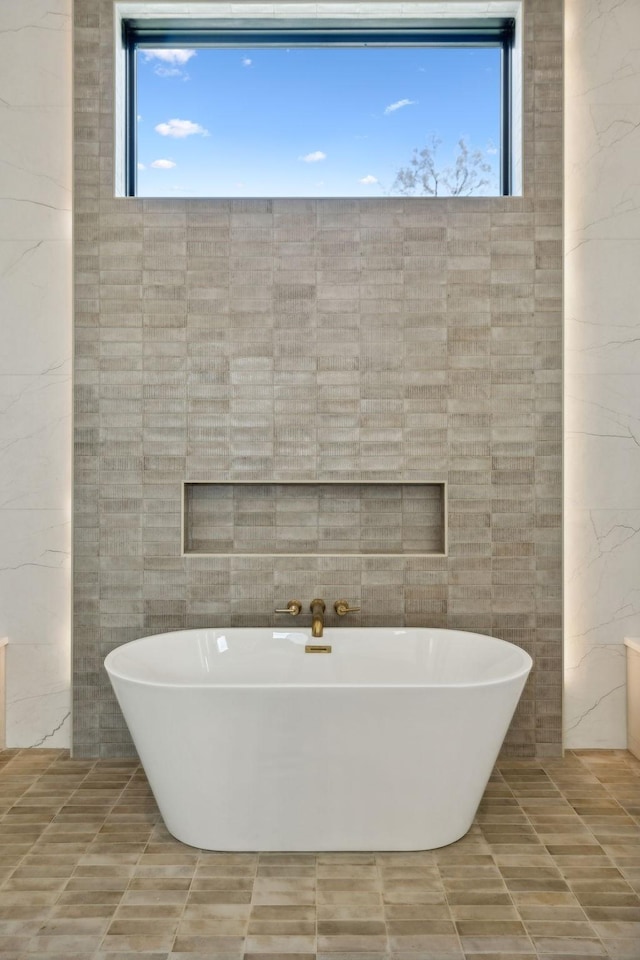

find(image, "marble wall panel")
[565,0,640,747]
[0,0,72,746]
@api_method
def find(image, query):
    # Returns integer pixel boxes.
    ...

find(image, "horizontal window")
[121,15,516,198]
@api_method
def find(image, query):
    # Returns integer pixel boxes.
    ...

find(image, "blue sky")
[136,44,500,197]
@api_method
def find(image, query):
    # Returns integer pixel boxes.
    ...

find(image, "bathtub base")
[115,682,524,851]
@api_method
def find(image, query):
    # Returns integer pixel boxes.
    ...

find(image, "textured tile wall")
[73,0,563,757]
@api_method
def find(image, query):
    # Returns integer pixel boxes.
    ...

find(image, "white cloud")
[151,159,176,169]
[359,174,378,185]
[137,162,146,170]
[155,118,208,138]
[155,66,184,77]
[144,49,195,78]
[384,98,417,115]
[242,57,252,66]
[486,139,498,155]
[300,150,327,163]
[144,49,196,65]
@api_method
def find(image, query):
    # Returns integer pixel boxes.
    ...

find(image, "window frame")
[121,16,516,199]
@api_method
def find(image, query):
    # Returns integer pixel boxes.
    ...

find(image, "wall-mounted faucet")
[275,597,361,639]
[310,598,326,638]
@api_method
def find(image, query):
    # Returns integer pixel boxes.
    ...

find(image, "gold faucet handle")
[334,599,361,616]
[275,600,302,616]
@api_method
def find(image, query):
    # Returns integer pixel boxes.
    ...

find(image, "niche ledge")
[183,481,447,557]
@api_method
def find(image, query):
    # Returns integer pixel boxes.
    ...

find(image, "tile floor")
[0,749,638,960]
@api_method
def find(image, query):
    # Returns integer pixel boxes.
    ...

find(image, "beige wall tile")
[73,0,563,758]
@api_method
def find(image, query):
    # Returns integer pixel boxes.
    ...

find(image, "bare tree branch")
[391,136,493,197]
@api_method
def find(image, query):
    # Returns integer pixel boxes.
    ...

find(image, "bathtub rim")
[104,627,533,691]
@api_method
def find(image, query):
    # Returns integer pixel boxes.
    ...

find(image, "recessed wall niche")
[183,482,446,557]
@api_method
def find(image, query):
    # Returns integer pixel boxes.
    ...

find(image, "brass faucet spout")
[310,598,326,638]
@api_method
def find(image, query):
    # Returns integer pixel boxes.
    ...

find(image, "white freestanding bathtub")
[105,628,532,851]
